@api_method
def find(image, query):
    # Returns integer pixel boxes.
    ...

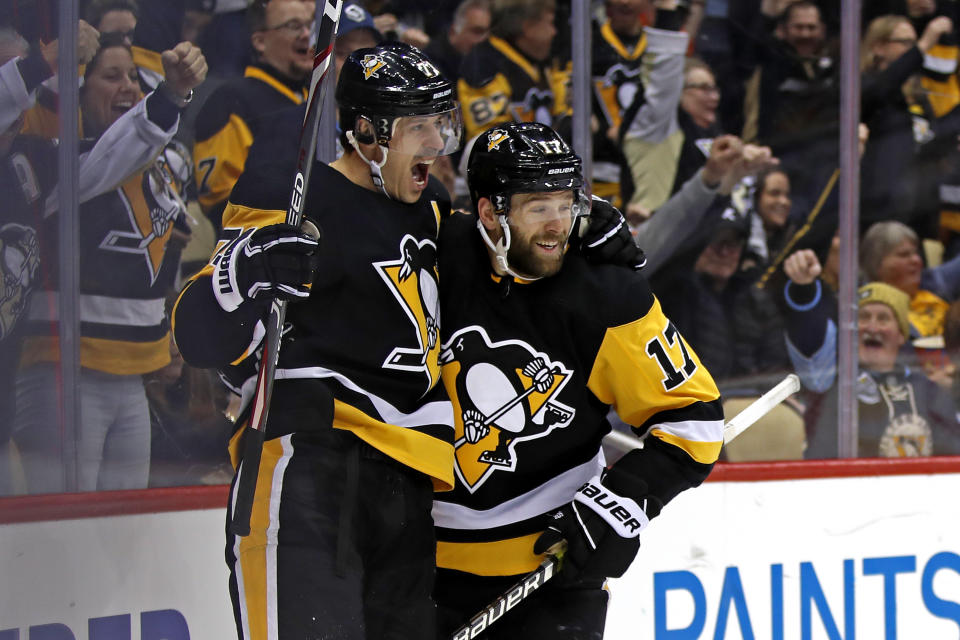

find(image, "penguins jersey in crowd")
[171,161,456,490]
[590,20,647,202]
[433,212,724,577]
[805,366,960,459]
[192,63,308,222]
[18,94,188,377]
[457,36,571,142]
[596,17,687,210]
[0,136,53,420]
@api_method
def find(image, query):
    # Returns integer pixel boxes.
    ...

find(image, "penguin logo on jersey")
[440,326,575,492]
[375,234,441,392]
[0,223,39,341]
[879,412,933,457]
[100,155,185,286]
[486,129,509,152]
[593,63,642,129]
[362,54,387,80]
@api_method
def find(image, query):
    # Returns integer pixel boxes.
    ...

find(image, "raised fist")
[783,249,821,286]
[161,42,208,98]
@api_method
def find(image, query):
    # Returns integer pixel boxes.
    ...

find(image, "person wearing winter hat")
[782,249,960,459]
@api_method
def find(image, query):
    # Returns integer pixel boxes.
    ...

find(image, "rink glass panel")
[8,0,958,499]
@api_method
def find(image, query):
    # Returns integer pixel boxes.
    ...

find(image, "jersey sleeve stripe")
[649,427,722,464]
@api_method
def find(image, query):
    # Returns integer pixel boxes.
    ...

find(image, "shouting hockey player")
[433,122,724,639]
[172,42,461,640]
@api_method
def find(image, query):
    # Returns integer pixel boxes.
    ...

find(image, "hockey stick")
[449,374,802,639]
[448,542,567,640]
[229,0,343,537]
[604,373,802,454]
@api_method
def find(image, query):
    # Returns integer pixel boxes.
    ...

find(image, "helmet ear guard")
[352,116,376,145]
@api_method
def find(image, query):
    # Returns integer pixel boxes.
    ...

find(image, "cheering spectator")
[860,13,953,229]
[671,57,723,196]
[11,36,206,494]
[783,251,960,458]
[860,220,960,339]
[742,1,837,148]
[653,208,789,382]
[192,0,314,230]
[594,0,688,210]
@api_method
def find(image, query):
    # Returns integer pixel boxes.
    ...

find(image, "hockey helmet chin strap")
[346,129,392,199]
[478,215,532,280]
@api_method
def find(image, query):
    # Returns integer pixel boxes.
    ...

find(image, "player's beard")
[507,229,567,279]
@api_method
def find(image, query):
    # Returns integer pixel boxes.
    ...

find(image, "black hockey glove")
[533,463,659,583]
[577,197,646,270]
[212,223,320,313]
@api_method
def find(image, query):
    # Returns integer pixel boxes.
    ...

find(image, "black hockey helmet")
[336,41,461,153]
[467,122,585,216]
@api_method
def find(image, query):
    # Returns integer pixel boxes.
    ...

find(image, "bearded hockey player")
[433,122,724,639]
[172,42,462,640]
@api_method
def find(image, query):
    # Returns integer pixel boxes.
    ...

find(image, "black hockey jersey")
[433,213,723,576]
[172,162,456,490]
[19,144,186,377]
[0,136,51,424]
[592,21,647,142]
[591,20,647,202]
[193,64,308,220]
[457,36,571,142]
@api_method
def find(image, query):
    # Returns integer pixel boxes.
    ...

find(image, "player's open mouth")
[412,160,433,188]
[536,240,560,252]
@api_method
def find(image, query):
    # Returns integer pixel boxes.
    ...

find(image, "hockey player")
[172,42,462,640]
[433,122,724,638]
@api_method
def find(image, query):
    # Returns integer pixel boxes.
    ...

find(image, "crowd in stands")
[3,0,960,496]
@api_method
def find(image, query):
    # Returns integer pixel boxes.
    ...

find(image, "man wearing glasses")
[193,0,314,232]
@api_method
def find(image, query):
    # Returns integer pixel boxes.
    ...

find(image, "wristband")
[157,81,194,108]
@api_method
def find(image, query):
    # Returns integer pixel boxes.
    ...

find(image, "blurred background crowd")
[3,0,960,496]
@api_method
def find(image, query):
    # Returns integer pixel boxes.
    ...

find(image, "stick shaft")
[722,373,801,443]
[603,373,802,454]
[448,555,561,640]
[229,0,343,537]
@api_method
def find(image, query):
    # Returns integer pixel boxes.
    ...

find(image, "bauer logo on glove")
[575,477,649,537]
